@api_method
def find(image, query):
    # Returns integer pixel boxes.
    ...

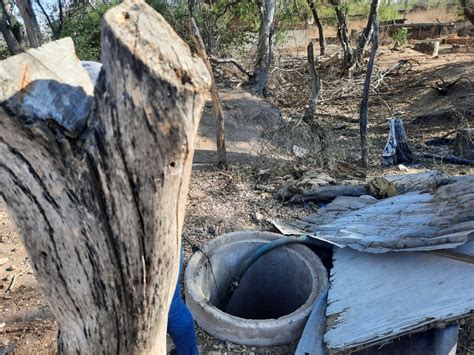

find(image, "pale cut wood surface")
[325,240,474,353]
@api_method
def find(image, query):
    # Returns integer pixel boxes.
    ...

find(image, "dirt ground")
[1,25,474,355]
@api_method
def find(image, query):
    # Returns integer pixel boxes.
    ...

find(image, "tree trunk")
[303,42,326,155]
[0,5,23,54]
[0,0,210,353]
[247,0,275,96]
[330,0,353,71]
[359,13,379,168]
[307,0,326,55]
[304,42,321,121]
[16,0,42,47]
[189,0,227,169]
[352,0,379,67]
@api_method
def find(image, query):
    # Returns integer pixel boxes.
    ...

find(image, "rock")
[0,257,9,266]
[251,211,264,223]
[5,265,15,272]
[207,225,217,236]
[367,177,398,199]
[398,164,409,172]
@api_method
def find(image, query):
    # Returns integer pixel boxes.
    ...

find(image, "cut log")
[413,40,440,57]
[0,1,210,353]
[382,118,413,166]
[453,128,474,160]
[290,184,368,204]
[383,171,449,194]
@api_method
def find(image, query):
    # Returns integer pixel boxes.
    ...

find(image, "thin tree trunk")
[188,0,227,169]
[307,0,325,55]
[0,6,23,54]
[16,0,42,47]
[303,42,326,156]
[1,0,25,45]
[247,0,275,96]
[352,0,379,67]
[359,14,379,168]
[0,0,210,353]
[304,42,321,122]
[330,0,353,71]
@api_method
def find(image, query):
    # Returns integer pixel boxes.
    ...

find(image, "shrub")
[392,27,409,45]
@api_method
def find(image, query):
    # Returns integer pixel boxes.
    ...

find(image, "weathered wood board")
[306,176,474,253]
[324,240,474,353]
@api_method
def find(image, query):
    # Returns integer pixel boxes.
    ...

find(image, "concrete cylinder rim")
[184,231,328,344]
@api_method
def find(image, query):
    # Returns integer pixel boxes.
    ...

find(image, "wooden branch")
[290,184,368,204]
[210,55,251,77]
[0,1,210,353]
[189,3,227,169]
[359,14,379,168]
[419,153,474,166]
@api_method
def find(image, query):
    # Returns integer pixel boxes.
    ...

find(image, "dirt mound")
[194,86,281,164]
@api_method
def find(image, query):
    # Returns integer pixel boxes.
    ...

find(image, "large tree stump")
[0,0,210,353]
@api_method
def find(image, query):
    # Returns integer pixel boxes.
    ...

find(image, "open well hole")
[204,243,314,320]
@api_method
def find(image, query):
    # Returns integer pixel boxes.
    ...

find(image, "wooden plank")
[325,241,474,352]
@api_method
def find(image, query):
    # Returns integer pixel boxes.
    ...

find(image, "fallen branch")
[290,184,368,204]
[210,55,251,77]
[431,76,473,95]
[420,153,474,166]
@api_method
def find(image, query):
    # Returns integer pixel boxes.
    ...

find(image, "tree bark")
[0,0,210,353]
[0,5,23,54]
[359,13,379,168]
[303,41,325,155]
[189,0,227,169]
[307,0,325,55]
[329,0,353,71]
[247,0,275,96]
[16,0,42,47]
[352,0,379,67]
[304,42,321,122]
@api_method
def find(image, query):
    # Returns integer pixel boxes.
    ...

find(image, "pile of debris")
[270,172,474,354]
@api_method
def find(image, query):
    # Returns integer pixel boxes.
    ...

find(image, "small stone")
[5,265,15,272]
[251,211,264,223]
[2,274,11,281]
[398,164,409,172]
[207,225,216,236]
[0,257,9,266]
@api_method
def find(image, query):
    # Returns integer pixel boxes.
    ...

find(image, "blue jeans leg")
[168,250,199,355]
